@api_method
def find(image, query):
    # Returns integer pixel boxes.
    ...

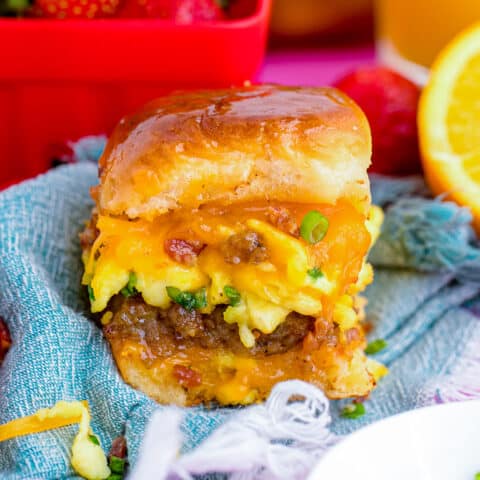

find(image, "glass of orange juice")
[375,0,480,84]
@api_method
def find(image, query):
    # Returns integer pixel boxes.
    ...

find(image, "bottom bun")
[104,296,376,406]
[113,347,188,406]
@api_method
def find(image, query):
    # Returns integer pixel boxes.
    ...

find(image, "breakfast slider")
[80,84,384,406]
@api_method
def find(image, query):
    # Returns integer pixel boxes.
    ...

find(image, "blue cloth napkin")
[0,164,479,478]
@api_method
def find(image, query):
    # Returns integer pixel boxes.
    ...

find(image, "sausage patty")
[104,296,316,358]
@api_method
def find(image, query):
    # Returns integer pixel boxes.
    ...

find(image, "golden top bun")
[97,84,372,219]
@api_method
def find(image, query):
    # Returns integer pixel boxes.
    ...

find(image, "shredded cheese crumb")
[366,358,389,382]
[100,311,113,325]
[0,401,110,480]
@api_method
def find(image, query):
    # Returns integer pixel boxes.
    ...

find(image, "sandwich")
[80,84,384,406]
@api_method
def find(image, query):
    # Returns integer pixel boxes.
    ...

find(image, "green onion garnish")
[307,267,324,279]
[166,287,196,310]
[223,285,241,306]
[87,284,96,302]
[121,272,138,297]
[340,403,365,419]
[88,434,100,445]
[166,286,207,311]
[194,288,207,309]
[109,455,126,474]
[106,474,122,480]
[365,339,388,355]
[300,210,329,244]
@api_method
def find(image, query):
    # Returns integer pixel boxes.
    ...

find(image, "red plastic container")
[0,0,271,185]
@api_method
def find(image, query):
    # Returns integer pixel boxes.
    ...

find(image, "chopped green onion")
[106,474,123,480]
[88,434,100,445]
[166,286,207,311]
[87,284,96,302]
[109,455,126,474]
[340,403,365,419]
[121,272,138,297]
[365,339,388,355]
[166,286,196,310]
[223,285,241,306]
[300,210,329,244]
[194,288,207,309]
[307,267,324,279]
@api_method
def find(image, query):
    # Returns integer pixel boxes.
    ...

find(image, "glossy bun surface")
[97,84,372,218]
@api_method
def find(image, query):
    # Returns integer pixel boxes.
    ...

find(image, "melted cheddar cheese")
[83,202,381,350]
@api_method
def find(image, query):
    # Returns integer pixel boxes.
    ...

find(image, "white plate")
[308,400,480,480]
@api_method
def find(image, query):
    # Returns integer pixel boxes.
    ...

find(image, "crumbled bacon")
[109,436,127,459]
[172,364,202,388]
[345,327,360,343]
[0,317,11,364]
[164,238,205,266]
[266,206,300,237]
[362,321,374,334]
[303,318,338,350]
[315,318,334,340]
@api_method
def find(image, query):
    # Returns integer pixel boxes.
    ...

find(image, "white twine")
[129,380,338,480]
[417,322,480,406]
[128,408,183,480]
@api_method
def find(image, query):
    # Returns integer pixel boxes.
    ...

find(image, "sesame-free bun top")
[97,84,372,219]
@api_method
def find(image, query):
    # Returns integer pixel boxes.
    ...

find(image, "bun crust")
[97,85,372,219]
[112,340,188,406]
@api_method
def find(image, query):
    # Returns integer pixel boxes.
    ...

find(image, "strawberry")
[31,0,121,18]
[144,0,225,21]
[334,67,422,176]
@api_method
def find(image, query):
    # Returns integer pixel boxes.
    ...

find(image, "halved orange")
[419,22,480,232]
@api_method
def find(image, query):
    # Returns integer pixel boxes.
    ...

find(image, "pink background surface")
[259,44,375,86]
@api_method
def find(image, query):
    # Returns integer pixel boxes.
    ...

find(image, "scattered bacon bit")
[164,239,205,266]
[345,327,360,343]
[266,206,300,237]
[172,364,202,388]
[302,318,338,352]
[314,318,337,347]
[109,435,127,459]
[362,321,374,334]
[0,317,11,364]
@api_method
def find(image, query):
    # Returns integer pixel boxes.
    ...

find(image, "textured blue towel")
[0,163,479,478]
